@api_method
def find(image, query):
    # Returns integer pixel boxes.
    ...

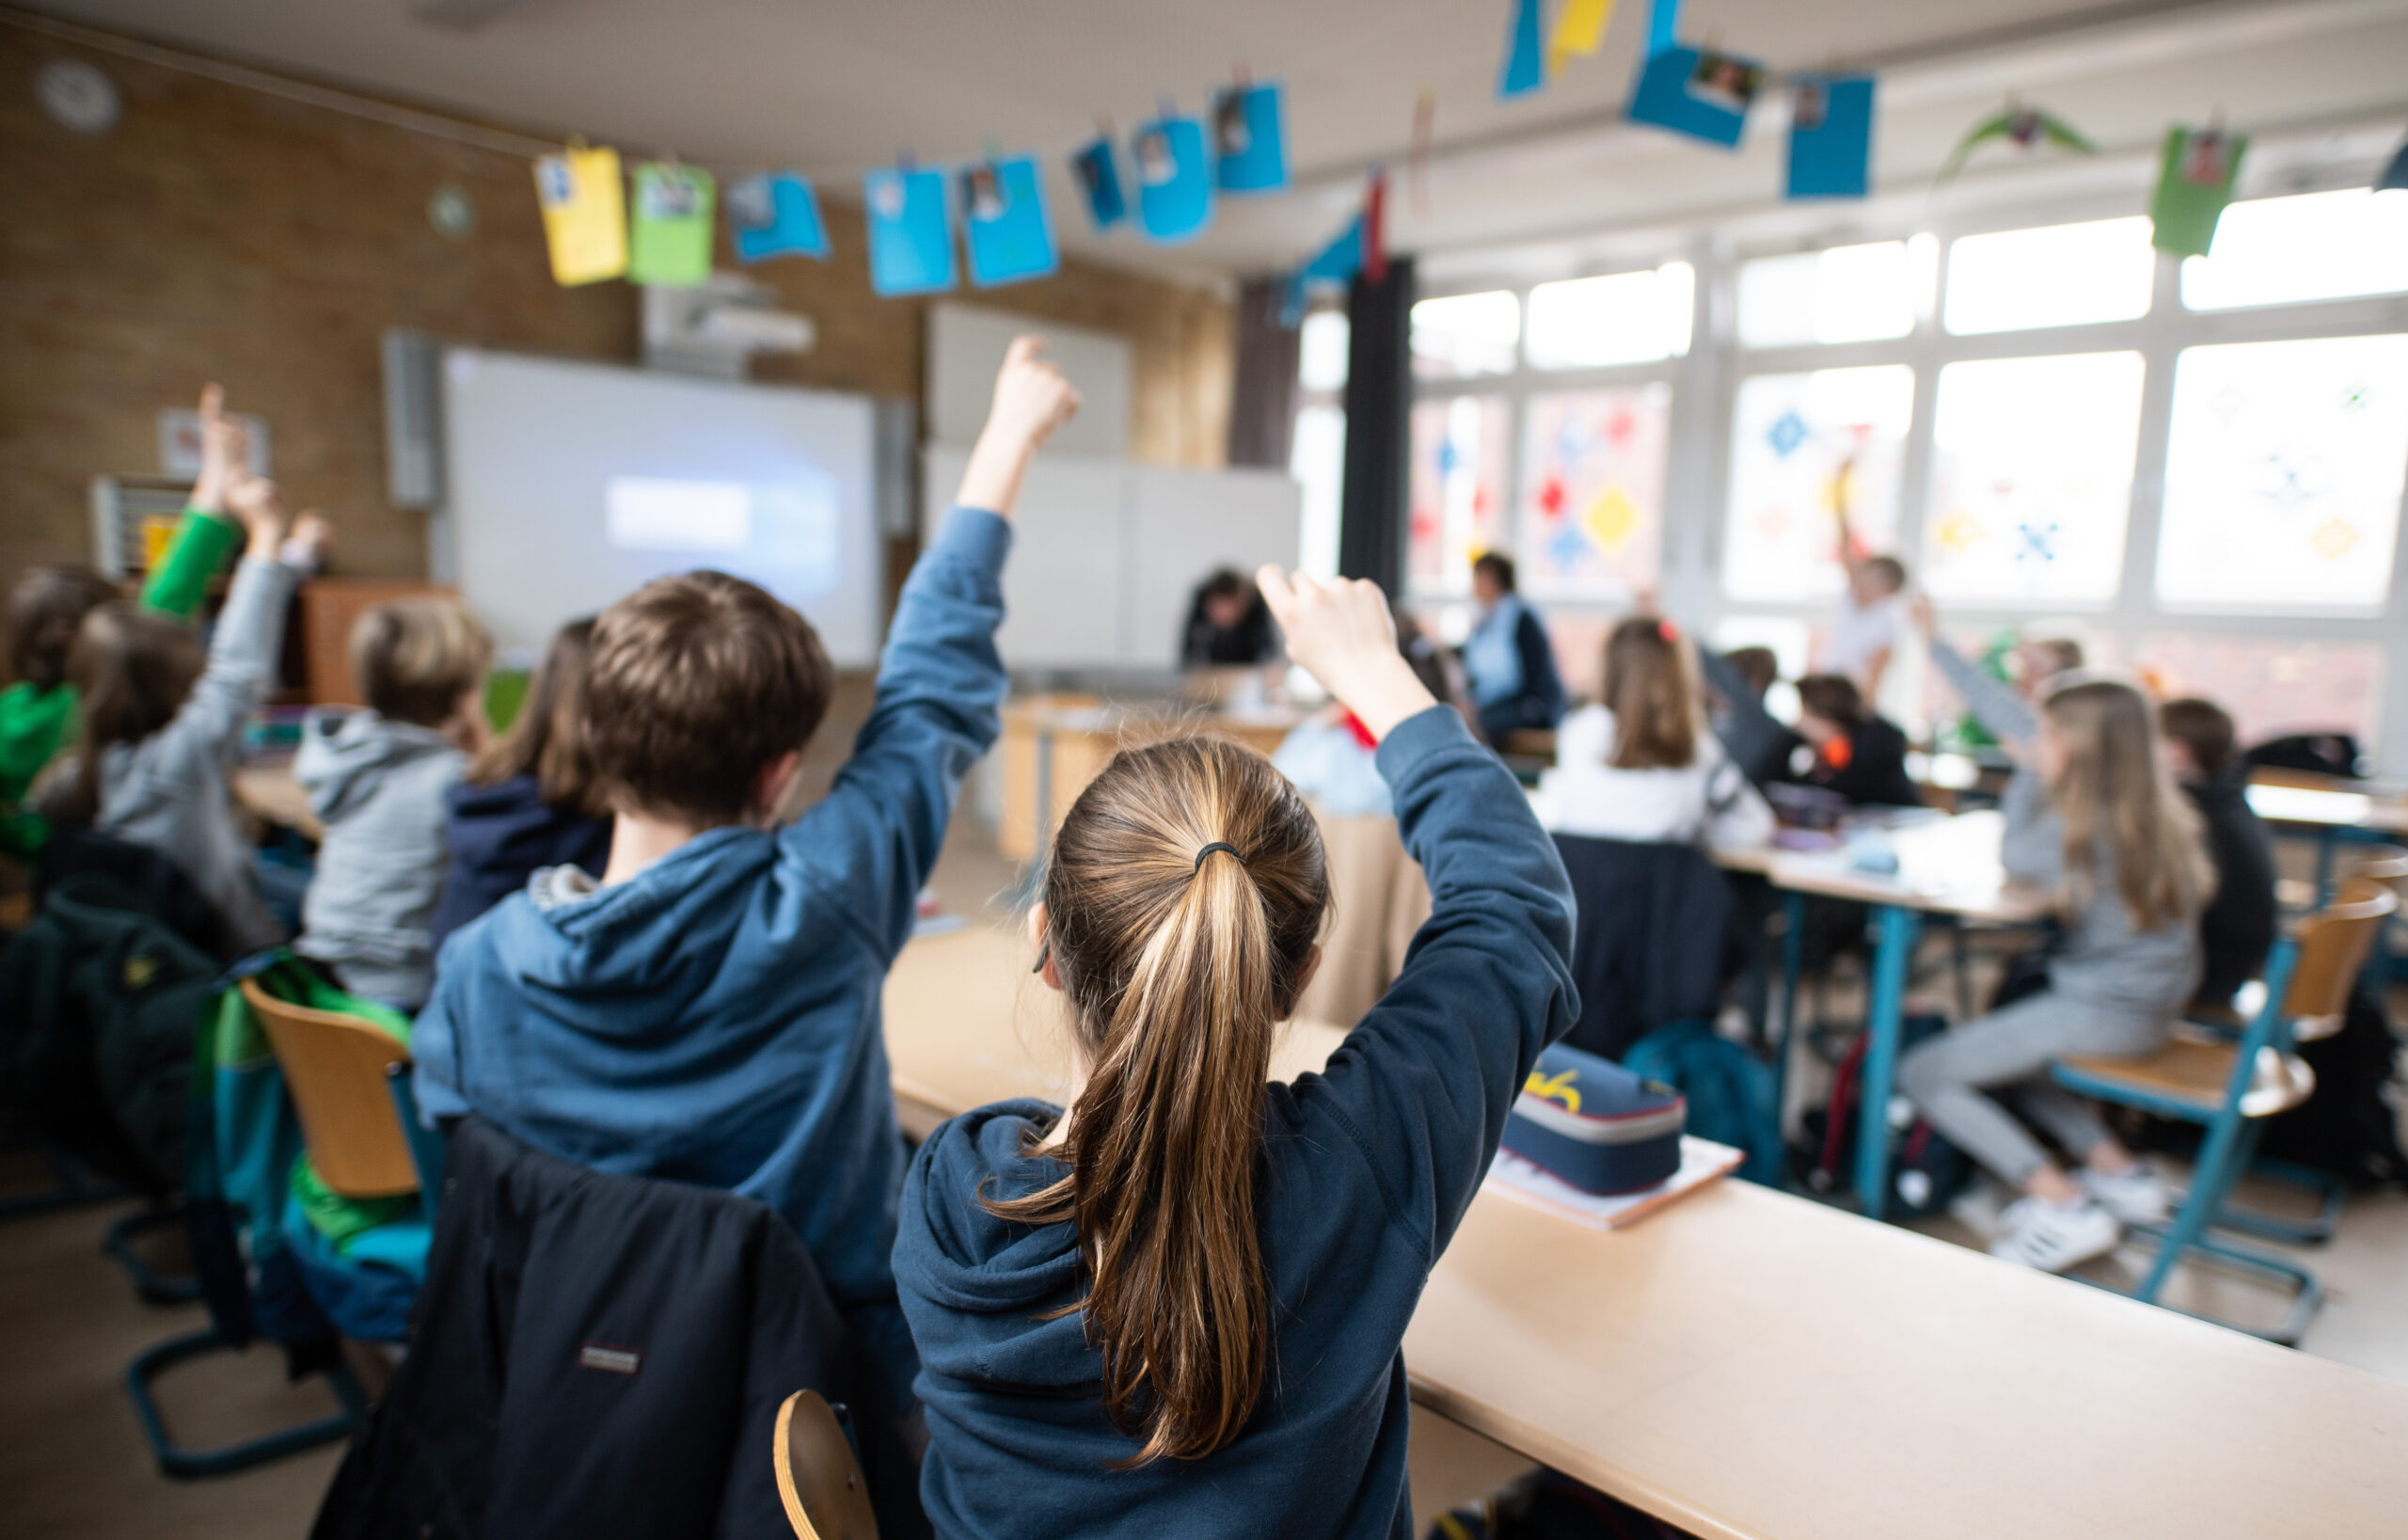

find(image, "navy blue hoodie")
[893,706,1577,1540]
[424,773,613,960]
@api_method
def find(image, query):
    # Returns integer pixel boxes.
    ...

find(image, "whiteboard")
[927,303,1132,457]
[1122,466,1304,670]
[442,349,881,664]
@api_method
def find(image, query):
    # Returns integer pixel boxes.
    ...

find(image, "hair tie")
[1194,841,1242,871]
[1657,618,1680,643]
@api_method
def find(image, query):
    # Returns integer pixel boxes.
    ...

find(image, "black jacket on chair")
[1552,834,1736,1062]
[311,1115,926,1540]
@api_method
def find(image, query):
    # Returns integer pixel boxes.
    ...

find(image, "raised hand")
[224,473,289,559]
[1254,568,1435,743]
[956,337,1082,517]
[1907,591,1938,640]
[189,384,245,515]
[283,512,334,573]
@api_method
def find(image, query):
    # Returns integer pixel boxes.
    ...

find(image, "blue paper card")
[1786,75,1876,198]
[1132,117,1213,243]
[1645,0,1682,56]
[1281,213,1366,325]
[1498,0,1545,99]
[864,167,955,295]
[1213,83,1289,193]
[1072,136,1126,229]
[1627,45,1763,150]
[729,172,830,262]
[960,155,1058,287]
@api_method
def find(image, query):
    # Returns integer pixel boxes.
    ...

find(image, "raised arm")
[790,338,1080,959]
[1912,593,2036,748]
[1259,568,1577,1261]
[151,475,316,774]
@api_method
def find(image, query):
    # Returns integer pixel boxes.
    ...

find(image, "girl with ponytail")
[895,571,1578,1539]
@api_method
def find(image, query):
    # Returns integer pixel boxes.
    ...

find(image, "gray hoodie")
[294,708,466,1009]
[95,554,299,954]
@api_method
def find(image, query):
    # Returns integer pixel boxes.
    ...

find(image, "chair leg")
[2210,1155,2348,1247]
[2113,1117,2323,1345]
[125,1327,367,1480]
[2135,1110,2248,1304]
[105,1203,202,1305]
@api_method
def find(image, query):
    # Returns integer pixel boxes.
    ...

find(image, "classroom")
[5,1,2408,1536]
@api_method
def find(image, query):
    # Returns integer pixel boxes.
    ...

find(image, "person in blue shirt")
[412,337,1081,1442]
[1460,552,1565,743]
[893,568,1577,1539]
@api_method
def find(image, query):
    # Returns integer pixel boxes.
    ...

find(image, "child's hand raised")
[225,473,289,559]
[189,384,246,516]
[955,337,1082,518]
[1254,568,1435,744]
[283,512,334,574]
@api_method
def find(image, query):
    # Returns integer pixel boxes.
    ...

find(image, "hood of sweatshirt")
[445,772,611,885]
[295,710,459,821]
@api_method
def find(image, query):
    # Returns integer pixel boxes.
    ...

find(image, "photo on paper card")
[730,171,828,262]
[864,167,955,295]
[1133,116,1213,243]
[1626,44,1759,150]
[1212,82,1289,193]
[1687,50,1763,115]
[962,154,1058,288]
[961,163,1006,223]
[1786,74,1876,200]
[2182,129,2232,186]
[1071,136,1126,228]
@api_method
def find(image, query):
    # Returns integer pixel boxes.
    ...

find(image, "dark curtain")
[1226,276,1301,469]
[1337,256,1415,593]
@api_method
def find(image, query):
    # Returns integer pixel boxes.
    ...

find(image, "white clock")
[37,58,120,135]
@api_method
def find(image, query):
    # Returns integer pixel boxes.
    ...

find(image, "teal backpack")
[1620,1019,1782,1186]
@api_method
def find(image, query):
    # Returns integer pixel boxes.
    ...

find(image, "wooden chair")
[239,976,418,1199]
[2051,878,2395,1343]
[772,1389,879,1540]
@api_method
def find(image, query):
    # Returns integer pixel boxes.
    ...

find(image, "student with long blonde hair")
[894,570,1576,1538]
[1900,676,2212,1272]
[1539,614,1774,850]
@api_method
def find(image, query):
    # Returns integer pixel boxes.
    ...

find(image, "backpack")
[1619,1018,1782,1185]
[2252,984,2405,1187]
[1796,1012,1972,1217]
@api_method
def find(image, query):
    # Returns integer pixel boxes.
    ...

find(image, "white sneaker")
[1989,1197,2121,1273]
[2082,1166,2173,1226]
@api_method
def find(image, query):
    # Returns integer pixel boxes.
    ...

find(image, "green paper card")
[2150,126,2245,258]
[629,163,717,286]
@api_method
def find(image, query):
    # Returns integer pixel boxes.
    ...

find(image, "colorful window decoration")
[1514,386,1671,602]
[2154,334,2408,612]
[1722,365,1913,602]
[1407,395,1513,595]
[1920,352,2145,605]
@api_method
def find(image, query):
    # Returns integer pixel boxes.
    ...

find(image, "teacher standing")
[1461,552,1565,743]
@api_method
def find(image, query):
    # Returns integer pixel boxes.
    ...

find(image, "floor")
[5,804,2404,1537]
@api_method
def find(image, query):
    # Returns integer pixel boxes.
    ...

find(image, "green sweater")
[0,508,242,852]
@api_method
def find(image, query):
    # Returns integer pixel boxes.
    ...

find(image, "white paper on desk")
[1484,1137,1744,1230]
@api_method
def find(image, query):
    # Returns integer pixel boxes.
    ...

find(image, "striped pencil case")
[1501,1043,1687,1196]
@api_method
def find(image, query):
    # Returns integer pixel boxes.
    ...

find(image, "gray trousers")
[1897,991,2168,1187]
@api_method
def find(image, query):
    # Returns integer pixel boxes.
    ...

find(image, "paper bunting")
[532,145,626,286]
[1645,0,1681,55]
[1627,45,1764,150]
[1786,75,1876,199]
[2150,125,2247,257]
[1498,0,1545,99]
[1548,0,1616,75]
[1071,135,1127,230]
[2381,134,2408,191]
[1280,170,1387,325]
[730,172,829,263]
[961,154,1059,287]
[1212,82,1290,193]
[628,163,716,287]
[864,165,956,295]
[1937,103,2096,185]
[1133,116,1214,243]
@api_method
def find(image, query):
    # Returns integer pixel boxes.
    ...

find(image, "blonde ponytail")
[989,737,1327,1465]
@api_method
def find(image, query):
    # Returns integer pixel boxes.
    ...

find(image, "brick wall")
[0,23,1232,587]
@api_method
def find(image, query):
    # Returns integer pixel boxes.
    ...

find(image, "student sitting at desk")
[1906,596,2210,1272]
[1461,552,1565,743]
[1540,617,1774,853]
[1180,567,1279,671]
[894,566,1576,1539]
[1790,673,1923,809]
[2160,696,2277,1015]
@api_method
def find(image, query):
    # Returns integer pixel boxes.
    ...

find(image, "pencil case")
[1501,1043,1686,1196]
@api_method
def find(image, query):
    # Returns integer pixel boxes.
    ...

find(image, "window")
[1290,405,1345,580]
[1514,385,1671,602]
[2138,633,2386,748]
[2181,189,2408,311]
[1722,365,1914,601]
[1524,262,1694,369]
[1736,240,1925,348]
[1298,310,1350,392]
[1920,352,2146,605]
[1412,291,1519,378]
[1407,395,1513,594]
[1943,216,2154,335]
[2154,334,2408,612]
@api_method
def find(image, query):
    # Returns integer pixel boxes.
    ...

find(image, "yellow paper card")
[1548,0,1616,73]
[533,146,627,286]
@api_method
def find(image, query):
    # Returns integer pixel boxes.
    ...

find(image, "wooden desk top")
[882,924,2408,1540]
[2245,779,2408,836]
[1766,809,2052,922]
[231,758,322,840]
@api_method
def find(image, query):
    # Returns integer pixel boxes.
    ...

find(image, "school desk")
[230,758,322,840]
[2245,772,2408,901]
[879,922,2408,1540]
[996,697,1305,862]
[1764,810,2051,1219]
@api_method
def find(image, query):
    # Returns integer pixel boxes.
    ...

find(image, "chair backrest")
[240,976,419,1199]
[2351,844,2408,892]
[385,1062,448,1207]
[2280,877,2397,1030]
[772,1390,879,1540]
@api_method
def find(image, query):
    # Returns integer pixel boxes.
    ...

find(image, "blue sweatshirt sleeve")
[784,506,1011,961]
[1298,705,1578,1262]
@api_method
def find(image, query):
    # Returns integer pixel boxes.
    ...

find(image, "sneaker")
[2082,1166,2173,1226]
[1988,1196,2121,1273]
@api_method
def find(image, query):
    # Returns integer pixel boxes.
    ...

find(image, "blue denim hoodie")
[893,706,1577,1540]
[413,507,1011,1351]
